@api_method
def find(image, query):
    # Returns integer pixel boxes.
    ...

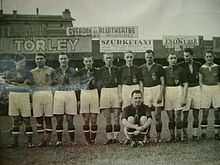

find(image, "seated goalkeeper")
[122,89,152,147]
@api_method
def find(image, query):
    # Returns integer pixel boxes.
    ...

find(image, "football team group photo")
[3,48,220,148]
[1,1,220,164]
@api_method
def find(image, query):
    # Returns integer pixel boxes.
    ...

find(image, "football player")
[118,51,142,108]
[118,51,142,143]
[53,53,78,146]
[122,90,152,147]
[31,53,55,147]
[178,48,201,141]
[139,50,165,143]
[5,55,33,148]
[79,56,99,144]
[164,53,188,142]
[99,53,121,144]
[199,50,220,140]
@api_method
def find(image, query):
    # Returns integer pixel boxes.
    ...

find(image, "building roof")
[0,9,75,22]
[0,14,75,22]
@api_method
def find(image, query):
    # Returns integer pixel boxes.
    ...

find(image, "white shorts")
[200,85,220,109]
[53,91,77,115]
[8,92,31,117]
[143,85,163,107]
[100,87,120,109]
[32,91,53,117]
[122,84,140,108]
[184,86,201,111]
[165,86,183,111]
[80,89,99,114]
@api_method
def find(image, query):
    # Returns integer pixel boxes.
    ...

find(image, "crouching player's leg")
[139,116,152,145]
[122,116,152,147]
[124,116,137,147]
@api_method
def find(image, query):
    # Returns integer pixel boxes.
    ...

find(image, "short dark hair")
[83,55,93,59]
[124,51,133,54]
[59,52,68,58]
[59,52,67,55]
[131,90,142,97]
[204,50,215,58]
[167,52,176,59]
[205,50,213,55]
[184,48,193,55]
[36,53,46,58]
[103,52,113,57]
[145,49,155,55]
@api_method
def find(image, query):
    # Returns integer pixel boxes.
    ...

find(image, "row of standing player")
[5,48,220,147]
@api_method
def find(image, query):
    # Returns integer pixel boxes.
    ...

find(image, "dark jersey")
[78,67,99,90]
[118,65,141,85]
[178,61,201,87]
[122,104,152,125]
[199,63,220,85]
[54,67,80,90]
[164,65,187,86]
[98,65,119,88]
[139,63,164,87]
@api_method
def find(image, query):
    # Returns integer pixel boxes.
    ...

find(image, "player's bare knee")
[91,114,98,125]
[140,116,148,126]
[13,116,21,125]
[36,117,44,124]
[104,111,111,125]
[202,109,209,117]
[45,117,52,129]
[45,117,52,124]
[113,112,120,125]
[23,117,31,125]
[56,115,63,125]
[127,116,135,124]
[67,115,74,123]
[84,118,90,125]
[82,114,90,124]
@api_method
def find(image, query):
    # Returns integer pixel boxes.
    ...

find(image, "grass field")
[0,110,220,165]
[1,140,220,165]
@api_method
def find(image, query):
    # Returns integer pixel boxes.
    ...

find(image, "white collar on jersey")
[201,63,218,68]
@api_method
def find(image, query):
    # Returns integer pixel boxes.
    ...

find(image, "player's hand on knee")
[136,126,142,131]
[134,130,140,135]
[137,126,145,132]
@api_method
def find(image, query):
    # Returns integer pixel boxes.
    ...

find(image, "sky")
[2,0,220,39]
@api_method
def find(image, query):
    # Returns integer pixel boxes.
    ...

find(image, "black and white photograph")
[0,0,220,165]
